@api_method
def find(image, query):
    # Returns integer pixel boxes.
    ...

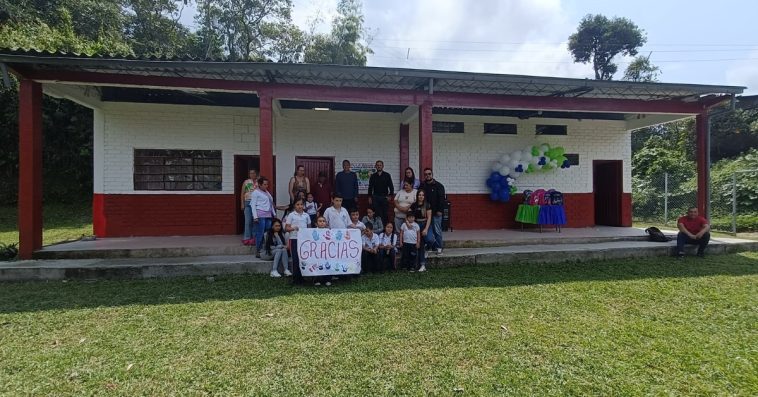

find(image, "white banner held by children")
[296,228,362,275]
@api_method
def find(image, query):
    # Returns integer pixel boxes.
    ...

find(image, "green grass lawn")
[1,254,756,396]
[0,203,92,247]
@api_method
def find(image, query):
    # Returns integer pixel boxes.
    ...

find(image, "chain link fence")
[633,170,758,234]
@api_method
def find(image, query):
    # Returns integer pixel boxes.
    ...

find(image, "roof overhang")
[0,49,746,122]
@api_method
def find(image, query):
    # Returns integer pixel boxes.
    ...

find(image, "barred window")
[134,149,222,191]
[483,123,517,135]
[535,124,568,135]
[432,121,464,133]
[565,154,580,165]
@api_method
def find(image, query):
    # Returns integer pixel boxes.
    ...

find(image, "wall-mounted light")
[313,107,330,111]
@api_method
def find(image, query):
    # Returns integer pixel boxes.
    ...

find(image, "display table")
[516,204,566,232]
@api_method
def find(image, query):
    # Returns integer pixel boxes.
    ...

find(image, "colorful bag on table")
[530,189,545,206]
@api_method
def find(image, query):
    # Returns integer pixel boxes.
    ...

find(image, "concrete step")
[33,234,655,260]
[2,238,755,282]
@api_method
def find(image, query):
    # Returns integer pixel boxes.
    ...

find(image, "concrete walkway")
[36,226,653,259]
[3,235,756,282]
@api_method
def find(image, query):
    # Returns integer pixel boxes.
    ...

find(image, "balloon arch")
[485,143,571,202]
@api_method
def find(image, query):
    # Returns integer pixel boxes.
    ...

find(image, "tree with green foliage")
[194,0,304,61]
[623,55,660,82]
[303,0,372,66]
[568,14,646,80]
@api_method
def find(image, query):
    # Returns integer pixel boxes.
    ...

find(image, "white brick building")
[4,50,743,257]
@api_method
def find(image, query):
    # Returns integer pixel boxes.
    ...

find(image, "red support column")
[258,90,274,184]
[399,123,409,181]
[18,80,43,259]
[695,112,709,217]
[418,101,433,171]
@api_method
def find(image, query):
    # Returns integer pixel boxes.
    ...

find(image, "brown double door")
[295,156,334,192]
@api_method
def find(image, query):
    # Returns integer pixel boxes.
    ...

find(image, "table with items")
[515,189,566,232]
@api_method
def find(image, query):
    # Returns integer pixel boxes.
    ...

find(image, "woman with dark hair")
[261,218,292,277]
[409,189,433,272]
[251,177,276,257]
[404,167,421,189]
[288,164,310,204]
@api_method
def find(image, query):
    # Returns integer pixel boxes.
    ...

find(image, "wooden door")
[295,156,334,191]
[593,160,623,226]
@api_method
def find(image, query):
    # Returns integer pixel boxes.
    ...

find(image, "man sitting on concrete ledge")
[676,207,711,258]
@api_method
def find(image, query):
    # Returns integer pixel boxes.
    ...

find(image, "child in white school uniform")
[347,208,366,231]
[284,198,311,285]
[399,213,422,272]
[361,222,381,273]
[377,222,398,272]
[305,192,320,225]
[323,195,350,229]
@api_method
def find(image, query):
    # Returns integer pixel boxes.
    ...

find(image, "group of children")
[261,194,429,286]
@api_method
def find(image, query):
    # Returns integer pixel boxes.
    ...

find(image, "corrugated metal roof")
[0,48,745,101]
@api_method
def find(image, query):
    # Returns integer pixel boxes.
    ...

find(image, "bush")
[709,213,758,233]
[0,242,18,261]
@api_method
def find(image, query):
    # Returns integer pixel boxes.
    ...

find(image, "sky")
[179,0,758,94]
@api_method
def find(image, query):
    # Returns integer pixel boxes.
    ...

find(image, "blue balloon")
[490,192,499,201]
[562,159,570,168]
[538,157,547,166]
[500,192,511,202]
[492,182,501,191]
[515,164,524,173]
[490,171,501,180]
[486,178,495,188]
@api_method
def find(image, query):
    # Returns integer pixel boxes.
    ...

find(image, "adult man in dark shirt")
[420,167,446,255]
[312,171,332,215]
[368,160,394,225]
[335,159,359,212]
[676,207,710,258]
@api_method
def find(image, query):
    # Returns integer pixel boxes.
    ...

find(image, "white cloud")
[362,0,594,78]
[725,49,758,95]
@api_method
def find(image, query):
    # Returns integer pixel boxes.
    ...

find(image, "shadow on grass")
[1,252,757,314]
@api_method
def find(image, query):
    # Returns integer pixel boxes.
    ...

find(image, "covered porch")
[1,49,744,259]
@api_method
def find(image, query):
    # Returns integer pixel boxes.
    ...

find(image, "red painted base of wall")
[93,193,236,237]
[92,192,632,236]
[446,193,598,230]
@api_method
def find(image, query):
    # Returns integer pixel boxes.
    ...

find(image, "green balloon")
[526,163,536,173]
[509,185,518,195]
[531,146,540,157]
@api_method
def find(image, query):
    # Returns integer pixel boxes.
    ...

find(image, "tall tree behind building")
[568,14,646,80]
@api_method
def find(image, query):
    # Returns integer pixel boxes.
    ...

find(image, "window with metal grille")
[483,123,517,135]
[535,124,568,135]
[565,154,580,165]
[134,149,222,191]
[432,121,464,133]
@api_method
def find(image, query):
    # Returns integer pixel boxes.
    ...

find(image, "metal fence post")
[664,172,669,224]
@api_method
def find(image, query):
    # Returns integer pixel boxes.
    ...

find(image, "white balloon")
[500,154,511,163]
[538,151,545,157]
[509,159,519,169]
[524,145,533,154]
[491,161,502,172]
[530,156,539,165]
[534,163,543,170]
[499,166,511,176]
[522,153,533,162]
[550,159,558,166]
[511,150,522,161]
[540,144,549,152]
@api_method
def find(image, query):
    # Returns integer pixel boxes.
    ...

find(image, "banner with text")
[296,228,362,276]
